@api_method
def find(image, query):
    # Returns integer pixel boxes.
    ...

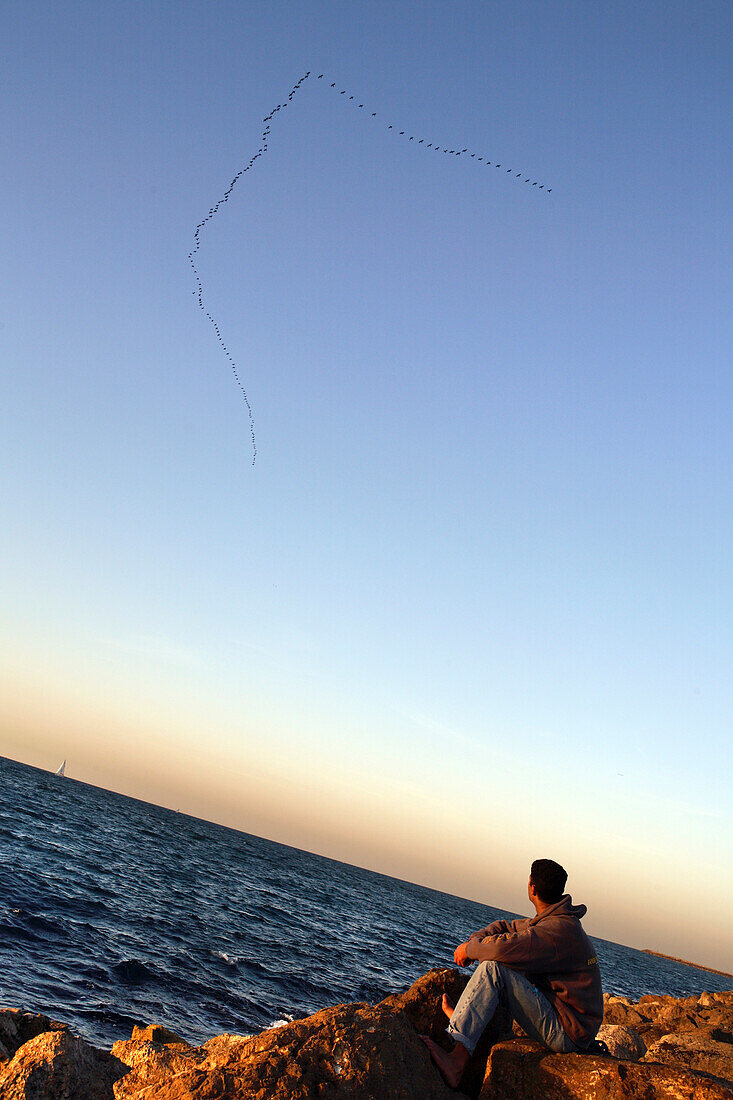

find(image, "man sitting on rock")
[422,858,603,1089]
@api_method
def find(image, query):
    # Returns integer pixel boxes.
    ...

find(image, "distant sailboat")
[55,759,66,777]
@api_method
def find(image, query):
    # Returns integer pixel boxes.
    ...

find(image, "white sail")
[55,759,66,777]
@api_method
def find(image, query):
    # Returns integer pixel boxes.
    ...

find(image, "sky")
[2,1,731,971]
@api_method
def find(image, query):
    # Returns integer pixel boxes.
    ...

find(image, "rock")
[3,977,733,1098]
[644,1028,733,1086]
[479,1037,733,1099]
[655,1003,702,1033]
[200,1033,253,1059]
[0,1028,125,1099]
[706,1007,733,1037]
[379,967,472,1036]
[111,1036,202,1097]
[639,993,677,1008]
[130,1024,190,1046]
[114,999,456,1100]
[379,968,512,1098]
[595,1023,646,1061]
[0,1010,67,1062]
[109,970,510,1100]
[601,998,651,1031]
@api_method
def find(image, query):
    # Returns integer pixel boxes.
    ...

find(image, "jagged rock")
[130,1024,190,1046]
[479,1037,733,1099]
[701,994,733,1010]
[107,970,508,1099]
[3,976,733,1098]
[595,1023,646,1061]
[110,1035,201,1096]
[380,967,472,1035]
[655,1002,703,1033]
[644,1028,733,1085]
[0,1029,125,1099]
[113,998,456,1099]
[602,991,733,1050]
[601,996,651,1031]
[0,1011,67,1063]
[704,1008,733,1038]
[380,968,512,1097]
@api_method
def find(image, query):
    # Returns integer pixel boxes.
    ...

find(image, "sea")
[1,755,730,1050]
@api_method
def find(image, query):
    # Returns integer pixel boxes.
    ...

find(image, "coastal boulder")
[478,1037,733,1099]
[644,1027,733,1086]
[111,1033,201,1097]
[0,1028,125,1099]
[379,967,474,1035]
[0,1010,67,1063]
[130,1024,190,1046]
[379,968,512,1098]
[594,1023,646,1061]
[109,969,510,1099]
[107,969,495,1099]
[602,995,650,1032]
[113,998,457,1099]
[4,979,733,1098]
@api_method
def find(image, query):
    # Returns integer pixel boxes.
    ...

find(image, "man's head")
[528,859,568,908]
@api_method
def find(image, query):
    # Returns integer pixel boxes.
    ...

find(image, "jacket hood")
[531,893,587,923]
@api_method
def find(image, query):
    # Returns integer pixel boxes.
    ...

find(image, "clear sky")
[2,1,731,971]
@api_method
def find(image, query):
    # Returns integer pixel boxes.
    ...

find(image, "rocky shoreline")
[1,969,732,1098]
[641,951,733,980]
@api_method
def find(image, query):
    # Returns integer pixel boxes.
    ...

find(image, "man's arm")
[456,917,532,967]
[470,916,529,940]
[465,924,558,971]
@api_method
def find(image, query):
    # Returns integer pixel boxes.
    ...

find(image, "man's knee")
[476,959,503,982]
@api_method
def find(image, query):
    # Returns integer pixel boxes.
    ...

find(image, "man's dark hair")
[530,859,568,903]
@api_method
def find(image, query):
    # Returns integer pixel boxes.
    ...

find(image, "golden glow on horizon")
[2,665,732,973]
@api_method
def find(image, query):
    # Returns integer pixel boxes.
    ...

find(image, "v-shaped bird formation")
[189,71,552,465]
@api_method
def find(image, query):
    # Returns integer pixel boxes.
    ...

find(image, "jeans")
[447,960,580,1055]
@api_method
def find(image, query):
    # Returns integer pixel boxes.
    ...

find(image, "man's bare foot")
[420,1034,470,1089]
[441,993,456,1020]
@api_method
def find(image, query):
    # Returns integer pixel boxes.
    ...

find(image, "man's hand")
[454,941,473,967]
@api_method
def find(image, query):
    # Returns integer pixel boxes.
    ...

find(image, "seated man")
[423,859,603,1088]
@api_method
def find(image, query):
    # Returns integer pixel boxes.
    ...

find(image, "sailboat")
[55,759,66,777]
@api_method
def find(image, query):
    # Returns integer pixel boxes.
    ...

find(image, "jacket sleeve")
[481,917,530,937]
[468,922,559,971]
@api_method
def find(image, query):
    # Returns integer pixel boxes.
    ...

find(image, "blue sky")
[2,1,731,968]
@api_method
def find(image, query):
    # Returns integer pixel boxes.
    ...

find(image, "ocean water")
[1,755,730,1050]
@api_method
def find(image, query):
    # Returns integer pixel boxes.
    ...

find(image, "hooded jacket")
[466,895,603,1047]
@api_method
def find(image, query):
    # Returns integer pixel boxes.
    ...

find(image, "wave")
[110,959,160,986]
[265,1012,296,1030]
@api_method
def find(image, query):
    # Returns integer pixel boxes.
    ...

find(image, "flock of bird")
[189,71,551,465]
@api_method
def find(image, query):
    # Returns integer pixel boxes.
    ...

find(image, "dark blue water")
[1,756,729,1049]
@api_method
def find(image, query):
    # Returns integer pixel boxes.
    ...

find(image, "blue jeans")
[447,960,580,1054]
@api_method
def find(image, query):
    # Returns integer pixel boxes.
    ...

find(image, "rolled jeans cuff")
[446,1020,480,1055]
